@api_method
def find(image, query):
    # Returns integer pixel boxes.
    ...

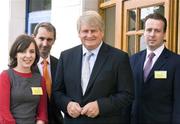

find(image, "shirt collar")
[146,44,165,58]
[82,41,103,56]
[38,55,51,65]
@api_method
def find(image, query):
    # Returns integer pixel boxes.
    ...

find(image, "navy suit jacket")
[53,42,134,124]
[130,48,180,124]
[35,55,63,124]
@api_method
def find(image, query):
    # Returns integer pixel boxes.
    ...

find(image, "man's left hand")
[81,101,99,118]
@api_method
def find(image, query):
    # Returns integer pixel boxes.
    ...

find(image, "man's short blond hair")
[77,10,104,33]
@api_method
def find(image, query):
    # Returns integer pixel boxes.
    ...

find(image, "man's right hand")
[67,101,82,118]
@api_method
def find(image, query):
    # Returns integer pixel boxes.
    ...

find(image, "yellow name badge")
[31,87,43,95]
[154,71,167,79]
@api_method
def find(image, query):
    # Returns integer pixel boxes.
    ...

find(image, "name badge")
[31,87,43,95]
[154,71,167,79]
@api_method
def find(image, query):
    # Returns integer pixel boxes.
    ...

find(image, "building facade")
[0,0,179,72]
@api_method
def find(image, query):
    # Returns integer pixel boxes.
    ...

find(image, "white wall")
[0,1,10,72]
[0,0,99,72]
[51,0,99,58]
[51,0,82,59]
[82,0,98,11]
[0,0,26,72]
[9,0,26,48]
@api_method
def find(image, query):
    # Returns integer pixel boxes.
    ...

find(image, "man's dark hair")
[33,22,56,40]
[144,13,167,32]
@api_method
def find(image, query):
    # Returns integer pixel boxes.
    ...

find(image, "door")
[122,0,178,55]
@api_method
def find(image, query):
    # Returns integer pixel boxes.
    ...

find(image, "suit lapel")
[139,51,146,82]
[50,56,56,76]
[73,46,84,96]
[50,56,58,83]
[85,43,109,94]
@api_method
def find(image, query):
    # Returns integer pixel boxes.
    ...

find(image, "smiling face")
[79,23,104,50]
[15,43,36,72]
[144,18,166,51]
[77,11,104,50]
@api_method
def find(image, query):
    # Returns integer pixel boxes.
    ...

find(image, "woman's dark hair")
[8,34,40,71]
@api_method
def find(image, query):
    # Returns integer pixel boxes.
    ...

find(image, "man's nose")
[42,40,48,46]
[149,30,155,36]
[87,31,93,37]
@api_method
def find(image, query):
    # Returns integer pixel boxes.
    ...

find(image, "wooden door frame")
[99,0,178,53]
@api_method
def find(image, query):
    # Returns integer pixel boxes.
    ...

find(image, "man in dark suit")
[32,22,63,124]
[130,13,180,124]
[53,10,134,124]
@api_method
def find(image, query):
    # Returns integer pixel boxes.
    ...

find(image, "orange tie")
[43,60,52,99]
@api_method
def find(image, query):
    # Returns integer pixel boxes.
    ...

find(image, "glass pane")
[29,0,51,12]
[140,5,164,30]
[104,6,115,47]
[139,35,146,51]
[128,9,136,31]
[31,23,38,35]
[128,35,135,56]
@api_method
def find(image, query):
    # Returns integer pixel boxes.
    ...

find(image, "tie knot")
[148,52,155,59]
[86,51,92,56]
[43,60,48,66]
[85,52,93,59]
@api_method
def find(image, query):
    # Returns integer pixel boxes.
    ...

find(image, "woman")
[0,34,48,124]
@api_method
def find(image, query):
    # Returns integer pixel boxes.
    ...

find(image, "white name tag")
[31,87,43,95]
[154,71,167,79]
